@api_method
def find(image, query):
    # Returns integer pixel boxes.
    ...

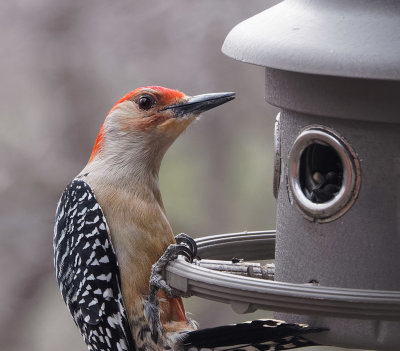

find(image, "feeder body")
[222,0,400,349]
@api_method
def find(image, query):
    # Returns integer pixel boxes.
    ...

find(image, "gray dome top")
[222,0,400,80]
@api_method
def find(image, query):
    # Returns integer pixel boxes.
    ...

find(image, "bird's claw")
[175,233,198,259]
[149,234,197,300]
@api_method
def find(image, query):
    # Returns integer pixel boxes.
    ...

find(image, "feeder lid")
[222,0,400,80]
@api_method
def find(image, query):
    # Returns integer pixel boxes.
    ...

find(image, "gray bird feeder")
[165,1,400,350]
[221,0,400,349]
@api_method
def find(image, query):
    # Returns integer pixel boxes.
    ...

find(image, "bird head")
[87,86,235,177]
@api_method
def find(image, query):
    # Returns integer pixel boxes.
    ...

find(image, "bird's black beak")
[162,92,235,117]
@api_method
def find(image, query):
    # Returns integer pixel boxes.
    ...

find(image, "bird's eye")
[137,95,155,110]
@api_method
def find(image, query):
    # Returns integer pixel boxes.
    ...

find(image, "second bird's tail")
[178,319,326,351]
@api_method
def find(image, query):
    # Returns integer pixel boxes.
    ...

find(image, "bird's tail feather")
[178,319,326,351]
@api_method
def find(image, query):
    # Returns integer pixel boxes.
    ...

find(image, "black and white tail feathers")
[178,319,326,351]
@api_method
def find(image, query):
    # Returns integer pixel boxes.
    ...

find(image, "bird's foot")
[149,233,197,301]
[144,234,197,343]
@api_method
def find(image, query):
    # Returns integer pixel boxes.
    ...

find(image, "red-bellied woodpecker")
[54,86,325,351]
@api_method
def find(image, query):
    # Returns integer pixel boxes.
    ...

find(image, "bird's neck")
[83,140,171,205]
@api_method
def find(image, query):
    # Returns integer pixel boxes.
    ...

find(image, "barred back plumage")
[54,179,136,351]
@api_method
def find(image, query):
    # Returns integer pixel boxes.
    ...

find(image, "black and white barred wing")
[54,179,136,351]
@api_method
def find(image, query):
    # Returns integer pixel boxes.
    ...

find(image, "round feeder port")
[288,126,361,223]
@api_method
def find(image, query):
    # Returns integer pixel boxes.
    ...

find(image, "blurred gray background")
[0,1,365,350]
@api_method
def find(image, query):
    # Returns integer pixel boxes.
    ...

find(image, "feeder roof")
[222,0,400,80]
